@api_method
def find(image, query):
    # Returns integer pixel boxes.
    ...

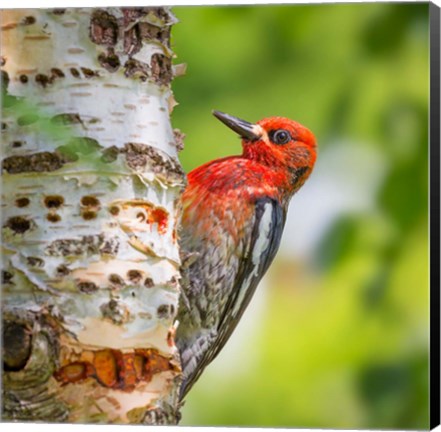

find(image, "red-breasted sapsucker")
[176,111,317,399]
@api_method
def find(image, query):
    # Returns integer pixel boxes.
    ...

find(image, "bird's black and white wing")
[177,197,286,399]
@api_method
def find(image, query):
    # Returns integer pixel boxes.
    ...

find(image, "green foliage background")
[171,3,429,429]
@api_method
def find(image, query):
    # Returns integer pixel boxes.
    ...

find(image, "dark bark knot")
[123,55,172,85]
[123,58,150,80]
[2,151,70,174]
[35,73,50,88]
[108,273,125,288]
[46,234,119,257]
[3,321,33,371]
[122,142,185,186]
[80,196,101,220]
[77,280,99,294]
[98,48,121,72]
[3,216,34,234]
[15,197,30,208]
[2,270,14,284]
[100,299,128,324]
[27,256,45,267]
[51,67,65,78]
[70,67,80,78]
[44,195,64,209]
[144,277,155,288]
[90,10,119,46]
[122,8,172,57]
[56,264,71,277]
[81,67,99,78]
[173,129,186,152]
[21,16,36,26]
[81,196,100,207]
[127,269,143,284]
[157,304,175,320]
[150,53,172,86]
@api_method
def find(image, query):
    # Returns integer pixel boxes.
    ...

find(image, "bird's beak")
[212,110,262,141]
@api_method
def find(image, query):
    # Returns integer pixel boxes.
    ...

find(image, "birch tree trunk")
[1,7,186,424]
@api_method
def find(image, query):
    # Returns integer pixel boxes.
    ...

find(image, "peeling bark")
[1,7,185,424]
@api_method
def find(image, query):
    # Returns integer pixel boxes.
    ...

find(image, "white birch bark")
[1,7,185,424]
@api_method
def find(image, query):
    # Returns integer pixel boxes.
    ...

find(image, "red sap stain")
[120,352,137,390]
[54,361,94,384]
[54,348,176,390]
[93,349,119,388]
[148,208,168,234]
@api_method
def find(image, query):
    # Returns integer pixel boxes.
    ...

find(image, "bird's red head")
[213,111,317,195]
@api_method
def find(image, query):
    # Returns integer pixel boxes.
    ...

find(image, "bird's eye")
[270,129,291,145]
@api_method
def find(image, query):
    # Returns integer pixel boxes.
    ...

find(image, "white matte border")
[4,423,441,432]
[1,1,438,432]
[0,0,438,8]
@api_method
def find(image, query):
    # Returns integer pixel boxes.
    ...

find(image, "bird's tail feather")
[177,329,217,400]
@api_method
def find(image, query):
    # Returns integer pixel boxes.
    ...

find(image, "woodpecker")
[176,111,317,400]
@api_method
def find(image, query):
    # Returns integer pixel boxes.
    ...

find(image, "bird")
[176,110,317,400]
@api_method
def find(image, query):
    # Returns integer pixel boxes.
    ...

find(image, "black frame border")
[430,2,440,430]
